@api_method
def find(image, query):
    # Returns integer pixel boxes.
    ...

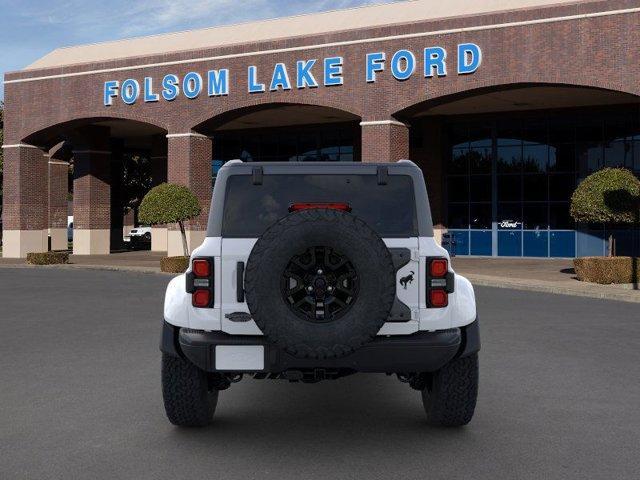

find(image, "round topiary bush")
[571,168,640,258]
[570,168,640,225]
[139,183,201,257]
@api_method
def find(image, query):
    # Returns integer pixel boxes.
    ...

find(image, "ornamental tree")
[139,183,201,257]
[570,168,640,256]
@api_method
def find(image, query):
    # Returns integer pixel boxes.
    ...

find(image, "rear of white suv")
[161,161,479,427]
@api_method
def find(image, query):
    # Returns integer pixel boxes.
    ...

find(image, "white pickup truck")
[124,226,152,248]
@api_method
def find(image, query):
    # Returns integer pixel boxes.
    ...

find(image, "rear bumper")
[162,320,479,374]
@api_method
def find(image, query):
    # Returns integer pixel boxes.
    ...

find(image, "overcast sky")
[0,0,400,100]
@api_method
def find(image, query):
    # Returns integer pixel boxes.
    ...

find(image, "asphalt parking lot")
[1,268,639,479]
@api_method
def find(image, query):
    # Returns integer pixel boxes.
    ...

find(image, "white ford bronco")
[161,160,479,427]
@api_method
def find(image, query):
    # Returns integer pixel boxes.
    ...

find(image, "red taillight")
[192,289,211,308]
[192,259,210,277]
[430,259,448,278]
[429,289,448,308]
[427,257,452,309]
[188,257,214,308]
[289,202,351,212]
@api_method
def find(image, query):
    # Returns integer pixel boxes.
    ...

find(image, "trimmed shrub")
[139,183,201,257]
[26,251,69,265]
[570,168,640,224]
[139,183,201,225]
[571,168,640,257]
[573,256,640,284]
[161,256,190,273]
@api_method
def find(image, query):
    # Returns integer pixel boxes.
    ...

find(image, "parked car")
[161,160,479,427]
[125,226,152,249]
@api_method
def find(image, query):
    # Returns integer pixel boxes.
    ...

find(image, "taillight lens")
[192,259,210,277]
[289,202,352,212]
[426,257,453,308]
[430,259,448,278]
[429,289,448,308]
[192,289,211,308]
[187,257,214,308]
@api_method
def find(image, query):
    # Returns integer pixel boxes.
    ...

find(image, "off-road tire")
[161,353,218,427]
[422,353,478,427]
[244,208,396,360]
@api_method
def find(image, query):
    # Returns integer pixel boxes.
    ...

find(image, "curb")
[2,263,639,302]
[0,263,173,275]
[463,273,640,303]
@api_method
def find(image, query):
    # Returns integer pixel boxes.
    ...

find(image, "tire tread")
[161,353,218,427]
[244,209,396,359]
[422,353,478,427]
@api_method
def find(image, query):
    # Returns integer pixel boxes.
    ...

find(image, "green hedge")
[160,256,190,273]
[574,256,640,284]
[26,251,69,265]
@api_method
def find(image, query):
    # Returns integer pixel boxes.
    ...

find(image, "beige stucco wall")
[49,228,68,251]
[167,230,206,258]
[152,227,168,252]
[2,230,48,258]
[73,229,110,255]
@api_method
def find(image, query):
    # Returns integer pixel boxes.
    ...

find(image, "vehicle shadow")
[163,375,476,455]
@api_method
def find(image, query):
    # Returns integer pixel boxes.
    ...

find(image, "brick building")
[2,0,640,258]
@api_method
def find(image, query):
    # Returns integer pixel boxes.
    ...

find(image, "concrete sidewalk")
[0,250,168,274]
[1,250,639,302]
[452,257,640,303]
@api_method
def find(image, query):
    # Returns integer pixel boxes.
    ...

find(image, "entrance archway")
[12,118,167,256]
[194,104,361,177]
[396,84,640,258]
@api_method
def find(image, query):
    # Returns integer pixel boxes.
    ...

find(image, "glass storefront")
[445,106,640,257]
[211,122,359,178]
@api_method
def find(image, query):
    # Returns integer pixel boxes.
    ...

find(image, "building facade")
[2,0,640,258]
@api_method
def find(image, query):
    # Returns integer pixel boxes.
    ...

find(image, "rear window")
[222,174,417,237]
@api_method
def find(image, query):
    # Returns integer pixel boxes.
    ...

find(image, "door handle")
[237,261,245,302]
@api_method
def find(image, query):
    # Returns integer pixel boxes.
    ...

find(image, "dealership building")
[2,0,640,258]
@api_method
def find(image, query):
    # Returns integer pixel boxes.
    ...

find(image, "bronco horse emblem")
[399,271,415,290]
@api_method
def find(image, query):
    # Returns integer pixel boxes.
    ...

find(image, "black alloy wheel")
[281,246,359,323]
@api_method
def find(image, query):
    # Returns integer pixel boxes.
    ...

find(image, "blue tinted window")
[497,146,522,173]
[523,145,548,173]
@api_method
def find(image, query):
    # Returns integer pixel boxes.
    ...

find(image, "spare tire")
[244,208,396,359]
